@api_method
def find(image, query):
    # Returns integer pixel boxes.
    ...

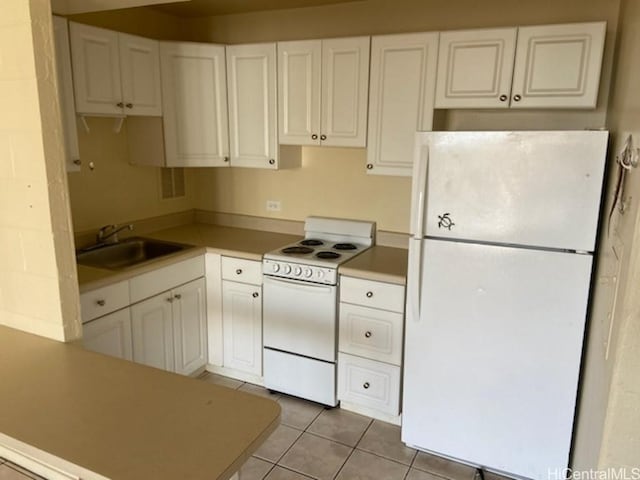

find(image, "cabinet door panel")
[278,40,321,146]
[131,293,175,371]
[222,281,262,376]
[435,28,516,109]
[160,42,229,167]
[206,253,223,367]
[511,22,606,109]
[321,37,370,147]
[119,33,162,116]
[227,43,278,168]
[367,32,439,176]
[83,309,133,360]
[69,22,123,115]
[173,278,207,376]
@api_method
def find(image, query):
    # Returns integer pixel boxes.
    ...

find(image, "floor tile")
[239,457,274,480]
[406,468,445,480]
[254,425,303,463]
[279,432,352,480]
[239,382,282,400]
[356,420,417,465]
[199,372,244,389]
[308,408,372,447]
[412,452,476,480]
[277,396,324,430]
[265,466,314,480]
[336,449,409,480]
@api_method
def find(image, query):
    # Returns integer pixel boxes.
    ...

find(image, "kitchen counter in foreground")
[0,326,280,480]
[340,246,408,285]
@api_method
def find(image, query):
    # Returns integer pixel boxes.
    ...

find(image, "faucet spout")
[96,224,134,244]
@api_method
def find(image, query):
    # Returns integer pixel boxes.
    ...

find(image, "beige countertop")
[340,246,408,285]
[77,224,301,291]
[0,325,279,480]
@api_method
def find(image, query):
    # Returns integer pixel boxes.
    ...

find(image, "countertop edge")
[338,266,406,285]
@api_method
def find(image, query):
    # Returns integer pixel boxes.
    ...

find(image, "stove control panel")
[263,259,337,285]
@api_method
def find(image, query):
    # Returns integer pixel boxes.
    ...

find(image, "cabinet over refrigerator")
[402,131,608,480]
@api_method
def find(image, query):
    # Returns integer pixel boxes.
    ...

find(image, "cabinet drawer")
[338,353,400,415]
[340,276,405,312]
[130,256,204,303]
[339,303,403,365]
[221,256,262,285]
[80,280,130,323]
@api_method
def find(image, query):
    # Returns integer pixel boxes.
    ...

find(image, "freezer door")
[402,239,593,480]
[422,131,608,252]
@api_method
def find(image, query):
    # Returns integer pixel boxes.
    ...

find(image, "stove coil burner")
[333,243,357,250]
[300,239,324,246]
[282,246,314,255]
[316,251,341,259]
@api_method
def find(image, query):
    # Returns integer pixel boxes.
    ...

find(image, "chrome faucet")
[96,224,134,244]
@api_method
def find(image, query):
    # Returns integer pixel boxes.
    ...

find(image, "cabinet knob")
[252,292,259,298]
[320,134,327,141]
[224,156,229,162]
[364,331,372,338]
[116,102,124,108]
[236,269,243,275]
[365,291,373,298]
[167,297,174,303]
[499,94,508,102]
[366,164,373,170]
[268,159,275,165]
[513,94,522,102]
[311,134,318,140]
[96,299,106,307]
[363,382,370,389]
[72,159,81,166]
[174,293,182,300]
[126,103,133,109]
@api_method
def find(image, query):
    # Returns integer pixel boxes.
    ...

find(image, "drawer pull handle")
[365,291,373,298]
[252,292,259,298]
[174,294,182,300]
[364,331,372,338]
[236,269,243,275]
[363,382,370,389]
[96,299,106,307]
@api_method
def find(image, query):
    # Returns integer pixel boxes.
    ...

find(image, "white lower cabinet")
[82,308,133,360]
[222,280,263,377]
[338,275,405,422]
[131,278,207,375]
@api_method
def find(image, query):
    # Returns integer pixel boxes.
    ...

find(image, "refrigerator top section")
[413,131,608,252]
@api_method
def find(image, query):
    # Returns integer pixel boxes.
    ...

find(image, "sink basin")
[76,237,193,270]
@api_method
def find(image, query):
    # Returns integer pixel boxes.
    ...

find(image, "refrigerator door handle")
[410,143,429,237]
[407,237,423,323]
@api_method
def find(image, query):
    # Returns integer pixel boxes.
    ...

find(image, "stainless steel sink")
[76,237,193,270]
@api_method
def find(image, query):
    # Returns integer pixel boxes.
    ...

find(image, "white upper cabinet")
[511,22,606,109]
[69,22,162,116]
[435,28,517,109]
[435,22,606,109]
[52,16,81,172]
[227,43,282,169]
[278,37,370,147]
[160,41,230,167]
[367,32,439,176]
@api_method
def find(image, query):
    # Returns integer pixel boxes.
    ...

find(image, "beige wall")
[0,0,80,341]
[590,0,640,468]
[183,0,618,232]
[66,118,197,235]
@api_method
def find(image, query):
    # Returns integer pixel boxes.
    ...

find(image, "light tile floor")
[199,372,507,480]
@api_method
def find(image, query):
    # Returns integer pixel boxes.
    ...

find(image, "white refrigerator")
[402,131,608,480]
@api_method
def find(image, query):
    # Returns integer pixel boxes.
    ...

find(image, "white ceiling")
[149,0,365,17]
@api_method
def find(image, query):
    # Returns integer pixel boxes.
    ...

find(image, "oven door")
[263,275,337,362]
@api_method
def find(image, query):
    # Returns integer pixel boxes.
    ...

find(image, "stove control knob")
[272,263,280,273]
[304,267,313,278]
[293,266,302,276]
[283,264,292,274]
[316,270,325,279]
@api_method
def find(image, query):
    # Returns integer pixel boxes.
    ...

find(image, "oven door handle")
[263,275,335,293]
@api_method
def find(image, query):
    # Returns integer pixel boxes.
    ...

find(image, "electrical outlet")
[266,200,281,212]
